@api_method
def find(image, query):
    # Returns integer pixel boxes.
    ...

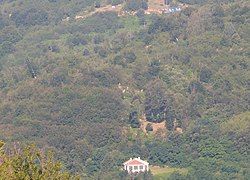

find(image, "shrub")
[146,123,153,132]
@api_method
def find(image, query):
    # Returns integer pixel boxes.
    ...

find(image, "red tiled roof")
[124,157,149,166]
[127,159,144,165]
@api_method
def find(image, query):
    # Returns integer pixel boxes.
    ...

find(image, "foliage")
[124,0,148,11]
[0,0,249,178]
[0,143,77,179]
[146,123,153,132]
[144,79,175,129]
[129,111,141,128]
[221,112,250,135]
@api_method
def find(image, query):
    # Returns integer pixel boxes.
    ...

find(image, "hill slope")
[0,0,249,178]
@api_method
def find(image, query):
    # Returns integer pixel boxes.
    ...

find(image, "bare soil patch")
[140,114,166,135]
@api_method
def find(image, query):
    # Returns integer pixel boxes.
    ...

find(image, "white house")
[123,157,149,173]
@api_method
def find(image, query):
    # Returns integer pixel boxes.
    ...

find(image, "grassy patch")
[221,111,250,135]
[120,16,141,32]
[151,166,188,180]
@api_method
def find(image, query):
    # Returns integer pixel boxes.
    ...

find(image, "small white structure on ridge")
[123,157,149,173]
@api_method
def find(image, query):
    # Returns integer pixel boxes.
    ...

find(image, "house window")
[134,166,138,170]
[129,166,132,171]
[139,165,143,170]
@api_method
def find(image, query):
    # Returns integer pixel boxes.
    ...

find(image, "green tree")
[199,67,212,83]
[145,79,175,124]
[0,143,77,179]
[129,111,141,128]
[146,123,153,132]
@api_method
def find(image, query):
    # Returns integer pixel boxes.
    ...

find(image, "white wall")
[125,164,148,173]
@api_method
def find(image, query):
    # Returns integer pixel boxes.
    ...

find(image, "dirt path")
[75,4,123,20]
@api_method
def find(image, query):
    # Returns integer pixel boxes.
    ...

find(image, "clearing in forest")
[75,4,123,20]
[151,166,188,179]
[146,0,170,14]
[140,115,166,135]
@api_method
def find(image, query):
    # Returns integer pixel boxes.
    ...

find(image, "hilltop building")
[123,157,149,173]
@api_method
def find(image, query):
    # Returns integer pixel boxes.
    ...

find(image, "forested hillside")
[0,0,249,179]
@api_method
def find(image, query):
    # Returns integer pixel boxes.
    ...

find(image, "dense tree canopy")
[0,0,249,179]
